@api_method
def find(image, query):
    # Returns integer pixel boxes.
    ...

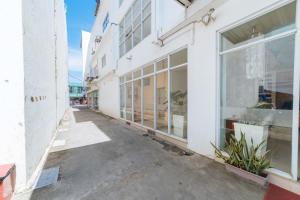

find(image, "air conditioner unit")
[176,0,192,7]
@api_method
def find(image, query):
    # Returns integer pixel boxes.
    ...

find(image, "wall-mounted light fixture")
[200,8,215,26]
[95,36,102,44]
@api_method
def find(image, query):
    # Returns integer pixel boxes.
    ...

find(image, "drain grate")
[35,167,59,189]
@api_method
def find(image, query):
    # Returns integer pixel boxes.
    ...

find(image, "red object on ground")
[0,164,16,200]
[264,184,300,200]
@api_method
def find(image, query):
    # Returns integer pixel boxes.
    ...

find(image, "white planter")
[233,122,269,155]
[172,114,185,138]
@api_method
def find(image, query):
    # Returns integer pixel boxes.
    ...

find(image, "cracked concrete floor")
[30,107,265,200]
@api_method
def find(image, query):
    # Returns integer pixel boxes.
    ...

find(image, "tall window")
[143,66,154,128]
[134,75,142,123]
[102,13,109,32]
[219,2,297,174]
[119,0,151,57]
[156,68,168,133]
[119,48,188,139]
[120,77,126,118]
[101,55,106,68]
[170,65,187,138]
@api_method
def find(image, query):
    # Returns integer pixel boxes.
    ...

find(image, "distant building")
[69,82,86,104]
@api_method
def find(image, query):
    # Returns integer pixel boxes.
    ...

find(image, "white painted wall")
[0,0,27,189]
[0,0,68,191]
[81,31,91,80]
[22,0,69,188]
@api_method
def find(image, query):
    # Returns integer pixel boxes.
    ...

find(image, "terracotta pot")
[225,163,268,186]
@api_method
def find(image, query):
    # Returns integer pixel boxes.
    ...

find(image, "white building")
[0,0,69,191]
[84,0,300,193]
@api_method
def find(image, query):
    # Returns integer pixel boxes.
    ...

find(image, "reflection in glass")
[170,66,187,138]
[143,75,154,128]
[156,58,168,71]
[220,35,295,173]
[143,64,154,75]
[126,82,132,120]
[170,48,187,67]
[134,80,142,123]
[156,71,168,133]
[221,2,296,52]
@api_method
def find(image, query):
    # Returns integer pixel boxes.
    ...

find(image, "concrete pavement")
[29,106,265,200]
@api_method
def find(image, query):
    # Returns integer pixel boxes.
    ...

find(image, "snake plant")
[211,133,271,176]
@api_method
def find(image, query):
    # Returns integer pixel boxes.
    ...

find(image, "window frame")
[119,0,151,58]
[119,47,188,141]
[216,0,300,180]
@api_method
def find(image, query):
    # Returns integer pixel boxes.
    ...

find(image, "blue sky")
[65,0,95,84]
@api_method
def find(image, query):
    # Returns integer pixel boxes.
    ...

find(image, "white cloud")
[68,48,83,72]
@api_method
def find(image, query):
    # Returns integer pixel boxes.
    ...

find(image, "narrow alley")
[28,107,265,200]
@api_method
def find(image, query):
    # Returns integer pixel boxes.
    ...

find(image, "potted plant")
[171,90,187,138]
[211,133,271,186]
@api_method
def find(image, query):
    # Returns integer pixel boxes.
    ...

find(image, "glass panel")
[133,16,141,29]
[125,10,132,34]
[125,35,132,52]
[143,75,154,128]
[142,15,151,39]
[221,2,296,52]
[120,76,125,84]
[142,0,151,7]
[133,25,142,46]
[156,58,168,71]
[120,85,126,118]
[143,64,154,75]
[133,69,141,79]
[119,19,124,36]
[157,71,168,133]
[119,42,125,57]
[126,82,132,121]
[220,35,295,173]
[170,48,187,67]
[134,80,142,123]
[142,2,151,19]
[125,73,132,81]
[133,0,141,28]
[170,66,188,139]
[133,0,141,19]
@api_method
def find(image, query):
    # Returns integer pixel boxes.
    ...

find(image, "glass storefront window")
[156,58,168,71]
[219,2,297,174]
[156,71,168,133]
[170,48,187,67]
[170,66,188,139]
[221,2,296,52]
[125,73,132,82]
[119,48,188,140]
[133,70,141,79]
[143,75,154,128]
[120,84,126,118]
[143,64,154,75]
[134,80,142,123]
[126,82,132,120]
